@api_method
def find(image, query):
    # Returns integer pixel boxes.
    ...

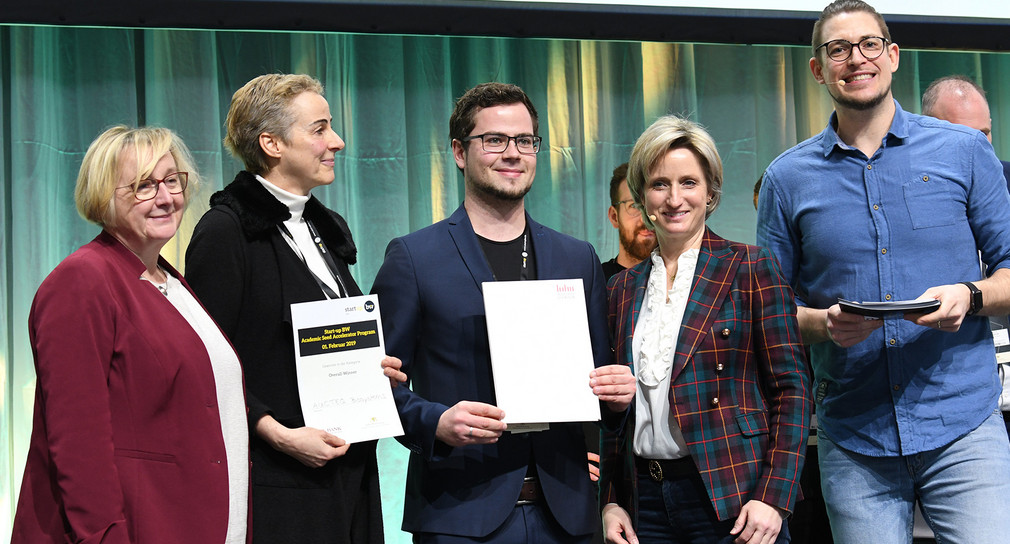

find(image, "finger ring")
[937,320,943,329]
[468,426,473,438]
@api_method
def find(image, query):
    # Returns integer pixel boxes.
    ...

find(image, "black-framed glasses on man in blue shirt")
[816,36,889,62]
[460,133,542,154]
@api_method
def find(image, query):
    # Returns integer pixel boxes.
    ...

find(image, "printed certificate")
[483,279,602,426]
[290,295,403,443]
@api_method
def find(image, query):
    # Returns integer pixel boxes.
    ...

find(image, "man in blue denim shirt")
[757,1,1010,542]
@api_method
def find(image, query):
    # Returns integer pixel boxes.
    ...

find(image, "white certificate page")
[290,295,403,443]
[482,279,602,425]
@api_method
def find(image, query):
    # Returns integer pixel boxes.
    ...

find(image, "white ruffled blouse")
[632,247,699,459]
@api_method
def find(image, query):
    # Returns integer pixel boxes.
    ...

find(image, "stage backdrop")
[2,23,1009,542]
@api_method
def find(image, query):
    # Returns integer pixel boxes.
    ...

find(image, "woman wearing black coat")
[186,73,405,544]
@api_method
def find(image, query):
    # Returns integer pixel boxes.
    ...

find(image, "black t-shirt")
[476,227,537,281]
[601,257,626,280]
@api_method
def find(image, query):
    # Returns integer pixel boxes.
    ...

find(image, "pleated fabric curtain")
[2,23,1009,542]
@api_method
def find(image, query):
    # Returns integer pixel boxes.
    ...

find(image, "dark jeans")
[636,468,791,544]
[789,444,833,544]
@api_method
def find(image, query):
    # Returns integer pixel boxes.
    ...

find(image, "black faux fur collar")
[209,170,357,265]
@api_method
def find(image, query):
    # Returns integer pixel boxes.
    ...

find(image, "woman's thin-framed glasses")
[613,199,642,218]
[460,133,542,154]
[816,36,889,62]
[118,172,189,201]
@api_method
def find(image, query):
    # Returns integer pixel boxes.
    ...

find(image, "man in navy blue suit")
[922,75,1010,190]
[371,82,635,543]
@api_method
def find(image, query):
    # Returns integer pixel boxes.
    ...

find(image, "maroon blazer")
[12,231,245,543]
[599,229,810,522]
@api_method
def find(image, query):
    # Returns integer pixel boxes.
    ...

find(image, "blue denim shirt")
[757,101,1010,456]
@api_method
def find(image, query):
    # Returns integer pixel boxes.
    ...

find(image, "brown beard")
[619,226,657,262]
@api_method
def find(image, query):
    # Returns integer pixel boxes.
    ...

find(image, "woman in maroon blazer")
[12,126,249,543]
[599,116,810,544]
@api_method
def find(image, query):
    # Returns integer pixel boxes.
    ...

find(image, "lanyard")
[278,220,347,299]
[519,232,529,281]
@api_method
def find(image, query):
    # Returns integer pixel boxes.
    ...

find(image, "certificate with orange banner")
[290,295,403,443]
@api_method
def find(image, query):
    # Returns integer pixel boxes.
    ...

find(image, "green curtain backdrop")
[3,23,1010,542]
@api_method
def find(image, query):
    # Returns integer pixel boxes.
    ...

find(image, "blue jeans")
[819,408,1010,544]
[636,470,791,544]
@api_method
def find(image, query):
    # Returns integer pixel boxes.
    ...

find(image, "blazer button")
[720,328,731,338]
[716,363,724,372]
[711,397,719,406]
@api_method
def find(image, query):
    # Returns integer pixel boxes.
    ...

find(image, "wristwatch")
[960,281,983,316]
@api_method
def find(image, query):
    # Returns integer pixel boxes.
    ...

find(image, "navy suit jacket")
[371,204,610,538]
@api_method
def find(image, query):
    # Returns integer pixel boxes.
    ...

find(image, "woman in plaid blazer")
[599,116,811,544]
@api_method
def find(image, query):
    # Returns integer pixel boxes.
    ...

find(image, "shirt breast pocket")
[903,173,963,229]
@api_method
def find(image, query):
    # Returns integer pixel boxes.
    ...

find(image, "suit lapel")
[530,217,553,279]
[669,230,741,384]
[618,260,651,375]
[447,205,495,291]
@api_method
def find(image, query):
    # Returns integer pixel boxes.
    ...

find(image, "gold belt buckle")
[648,460,663,482]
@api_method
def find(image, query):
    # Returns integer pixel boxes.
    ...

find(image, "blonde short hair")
[74,125,200,226]
[626,115,723,229]
[224,73,325,174]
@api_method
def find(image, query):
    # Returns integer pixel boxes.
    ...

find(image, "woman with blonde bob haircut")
[624,116,723,222]
[13,125,250,543]
[599,115,810,544]
[74,126,200,225]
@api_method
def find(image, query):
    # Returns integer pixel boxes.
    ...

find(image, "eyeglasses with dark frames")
[460,133,542,154]
[816,36,889,62]
[117,172,189,201]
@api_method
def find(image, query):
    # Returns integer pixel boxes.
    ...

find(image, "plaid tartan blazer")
[599,228,811,523]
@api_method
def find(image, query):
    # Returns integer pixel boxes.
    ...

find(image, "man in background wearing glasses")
[601,162,657,280]
[757,1,1010,542]
[372,82,635,544]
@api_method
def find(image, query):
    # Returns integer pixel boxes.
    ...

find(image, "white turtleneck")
[257,175,343,297]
